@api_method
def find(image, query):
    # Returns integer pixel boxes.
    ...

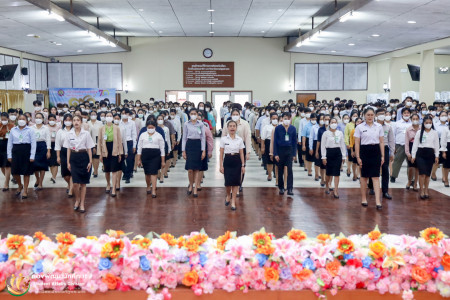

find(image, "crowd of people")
[0,96,449,212]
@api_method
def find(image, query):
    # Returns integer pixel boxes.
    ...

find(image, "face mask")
[149,110,154,114]
[422,110,428,115]
[343,119,349,124]
[265,112,270,117]
[271,119,278,125]
[27,117,31,122]
[35,119,43,125]
[390,103,394,107]
[57,109,62,113]
[431,111,436,116]
[90,115,97,120]
[190,115,197,120]
[330,123,338,130]
[100,117,106,122]
[305,113,311,118]
[387,107,392,112]
[411,105,416,109]
[377,115,385,121]
[231,116,240,122]
[63,108,68,112]
[113,119,120,125]
[276,110,281,114]
[105,117,113,123]
[149,102,154,106]
[136,104,140,107]
[164,116,168,121]
[300,113,305,118]
[121,115,128,120]
[18,120,26,127]
[311,120,317,125]
[441,116,448,122]
[412,120,420,125]
[424,123,432,129]
[291,109,296,113]
[333,110,339,115]
[385,116,392,121]
[176,107,181,112]
[199,107,204,110]
[2,120,8,125]
[320,110,325,114]
[9,115,17,121]
[64,121,72,127]
[205,108,210,112]
[148,128,155,134]
[352,117,357,122]
[403,116,410,121]
[319,120,324,125]
[406,101,412,106]
[70,110,75,113]
[81,118,87,123]
[157,120,164,125]
[34,106,41,111]
[101,107,107,111]
[170,115,175,119]
[283,119,291,126]
[325,120,329,125]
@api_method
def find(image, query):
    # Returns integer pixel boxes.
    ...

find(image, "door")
[212,91,252,130]
[296,93,316,106]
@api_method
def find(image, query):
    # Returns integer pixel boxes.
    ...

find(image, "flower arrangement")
[0,226,449,300]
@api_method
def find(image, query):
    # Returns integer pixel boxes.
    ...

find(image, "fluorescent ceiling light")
[348,43,355,46]
[207,9,214,12]
[209,22,214,25]
[209,31,214,34]
[150,21,154,24]
[138,9,144,11]
[56,43,62,46]
[261,31,265,33]
[331,50,336,53]
[77,50,83,52]
[49,11,65,22]
[26,34,34,37]
[296,42,302,47]
[339,11,353,22]
[407,20,416,24]
[371,34,380,37]
[268,21,273,24]
[159,31,163,33]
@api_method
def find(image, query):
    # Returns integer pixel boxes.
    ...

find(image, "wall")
[0,46,49,63]
[56,37,376,104]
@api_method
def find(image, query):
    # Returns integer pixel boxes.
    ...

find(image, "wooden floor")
[0,187,448,238]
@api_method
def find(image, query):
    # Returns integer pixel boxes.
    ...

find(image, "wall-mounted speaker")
[21,67,28,76]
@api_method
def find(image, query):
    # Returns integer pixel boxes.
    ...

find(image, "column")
[388,57,402,100]
[419,49,435,104]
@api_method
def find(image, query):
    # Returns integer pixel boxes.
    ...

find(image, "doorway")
[296,93,316,106]
[212,91,253,130]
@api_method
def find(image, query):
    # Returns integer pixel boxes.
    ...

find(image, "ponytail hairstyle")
[420,115,434,144]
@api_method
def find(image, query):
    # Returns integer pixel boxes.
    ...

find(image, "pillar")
[419,49,435,104]
[388,57,402,100]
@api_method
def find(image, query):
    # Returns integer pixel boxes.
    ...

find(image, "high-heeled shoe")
[187,185,192,195]
[231,206,236,211]
[376,205,383,210]
[79,209,86,213]
[2,188,9,192]
[424,194,429,199]
[152,194,157,198]
[22,195,28,199]
[333,193,339,199]
[74,201,80,211]
[361,202,368,207]
[193,193,198,198]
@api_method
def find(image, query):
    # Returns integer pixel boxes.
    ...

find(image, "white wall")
[0,46,49,63]
[56,37,376,104]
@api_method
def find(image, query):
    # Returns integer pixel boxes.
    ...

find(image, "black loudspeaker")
[21,67,28,75]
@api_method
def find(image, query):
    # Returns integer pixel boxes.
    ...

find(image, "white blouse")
[440,127,450,151]
[32,125,51,149]
[411,129,440,158]
[54,127,73,151]
[220,134,245,154]
[320,130,347,160]
[161,126,171,151]
[88,120,103,145]
[137,131,165,156]
[63,128,95,151]
[261,124,276,141]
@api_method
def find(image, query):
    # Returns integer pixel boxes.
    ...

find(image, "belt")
[70,149,87,153]
[225,153,239,156]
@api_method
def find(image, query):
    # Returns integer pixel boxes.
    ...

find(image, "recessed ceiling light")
[56,43,62,46]
[268,21,273,24]
[159,31,163,33]
[209,31,214,34]
[408,20,416,24]
[261,31,265,33]
[348,43,355,46]
[77,50,83,52]
[150,21,154,24]
[331,50,336,53]
[209,22,214,25]
[138,8,144,11]
[278,9,283,12]
[207,9,214,12]
[26,34,34,37]
[371,34,380,37]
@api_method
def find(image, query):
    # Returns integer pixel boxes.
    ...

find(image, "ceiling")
[288,0,450,57]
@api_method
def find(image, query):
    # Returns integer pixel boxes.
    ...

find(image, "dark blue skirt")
[33,141,49,171]
[185,139,202,171]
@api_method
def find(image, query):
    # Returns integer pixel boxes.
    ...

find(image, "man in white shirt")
[391,107,412,182]
[120,108,137,183]
[396,97,413,121]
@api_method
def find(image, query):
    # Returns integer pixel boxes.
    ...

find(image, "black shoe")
[152,194,157,198]
[79,209,86,213]
[105,189,110,194]
[239,186,243,192]
[383,193,392,200]
[125,179,130,184]
[74,203,80,211]
[320,183,325,187]
[231,206,236,211]
[376,205,383,210]
[197,188,202,191]
[147,190,152,194]
[122,176,127,181]
[300,163,304,167]
[431,177,437,181]
[193,193,198,198]
[424,194,429,199]
[225,198,230,206]
[287,189,293,196]
[68,194,73,198]
[314,178,319,181]
[390,177,395,183]
[369,189,375,195]
[420,194,426,200]
[34,183,38,188]
[279,188,285,195]
[187,185,192,195]
[2,188,9,192]
[164,175,168,178]
[308,174,312,177]
[347,172,351,177]
[267,177,272,181]
[325,190,330,194]
[22,195,28,199]
[333,194,339,199]
[111,193,116,197]
[361,202,368,207]
[50,178,56,184]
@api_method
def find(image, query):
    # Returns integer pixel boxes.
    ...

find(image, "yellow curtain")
[0,90,24,111]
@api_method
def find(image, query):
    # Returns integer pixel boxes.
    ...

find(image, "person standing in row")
[65,115,95,213]
[0,112,14,191]
[47,114,60,184]
[97,112,124,197]
[344,111,357,178]
[390,108,412,183]
[137,120,166,198]
[404,113,421,191]
[301,113,317,177]
[169,108,182,168]
[219,121,245,211]
[261,113,278,182]
[440,120,450,187]
[316,114,330,187]
[114,113,128,191]
[411,116,440,199]
[31,113,51,190]
[89,111,103,178]
[197,110,214,190]
[432,111,448,182]
[321,117,347,198]
[7,114,36,199]
[354,107,384,210]
[119,109,137,184]
[182,108,206,197]
[272,112,297,196]
[55,114,74,197]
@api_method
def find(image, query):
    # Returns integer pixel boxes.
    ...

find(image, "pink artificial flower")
[307,243,334,267]
[402,290,414,300]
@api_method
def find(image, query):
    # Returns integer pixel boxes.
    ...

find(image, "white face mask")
[411,105,416,109]
[57,109,62,113]
[18,120,26,127]
[170,115,175,119]
[422,110,428,115]
[403,116,410,121]
[431,111,437,116]
[231,115,240,122]
[330,123,338,130]
[352,117,357,122]
[441,116,448,122]
[9,115,17,121]
[63,108,68,112]
[276,110,281,115]
[300,113,305,118]
[113,119,120,125]
[377,115,385,121]
[157,119,164,125]
[190,115,197,121]
[291,109,296,113]
[34,106,41,111]
[283,119,291,126]
[100,117,106,122]
[412,120,420,125]
[305,113,311,118]
[64,121,72,127]
[148,128,155,134]
[271,119,278,125]
[385,116,392,121]
[105,117,113,123]
[343,119,349,124]
[311,120,317,125]
[333,110,339,115]
[35,118,43,125]
[48,120,56,126]
[164,116,169,121]
[319,120,324,125]
[199,107,204,110]
[136,104,141,107]
[424,123,432,129]
[149,110,154,114]
[1,120,8,125]
[82,118,88,123]
[101,107,107,111]
[121,115,128,120]
[205,108,210,112]
[406,101,412,107]
[325,120,329,125]
[90,115,97,120]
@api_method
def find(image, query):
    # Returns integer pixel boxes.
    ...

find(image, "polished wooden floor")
[0,186,449,238]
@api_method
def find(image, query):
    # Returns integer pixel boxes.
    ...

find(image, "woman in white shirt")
[261,112,278,182]
[157,114,171,183]
[88,111,103,178]
[169,109,182,168]
[31,112,51,190]
[55,114,74,197]
[321,118,347,198]
[441,122,450,187]
[219,120,245,211]
[113,113,128,191]
[47,114,60,184]
[64,115,95,213]
[137,120,165,198]
[411,116,440,199]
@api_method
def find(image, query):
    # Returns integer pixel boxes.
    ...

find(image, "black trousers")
[297,143,304,165]
[368,146,390,193]
[122,141,135,179]
[277,146,293,190]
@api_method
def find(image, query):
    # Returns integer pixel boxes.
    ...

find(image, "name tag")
[70,138,76,148]
[384,130,388,138]
[0,137,3,140]
[197,127,201,134]
[334,135,340,143]
[148,137,153,143]
[36,132,40,139]
[5,133,9,139]
[104,134,108,141]
[51,132,56,138]
[19,134,23,142]
[422,134,427,143]
[285,134,289,142]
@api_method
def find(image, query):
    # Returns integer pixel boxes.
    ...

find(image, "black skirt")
[103,142,121,173]
[305,138,315,162]
[223,154,241,186]
[141,148,161,175]
[360,144,381,178]
[263,139,273,165]
[33,141,49,171]
[48,141,59,167]
[313,140,321,166]
[416,148,435,176]
[351,145,358,163]
[92,137,100,159]
[406,141,417,168]
[70,151,91,184]
[60,147,71,177]
[326,148,342,176]
[200,142,208,171]
[0,139,10,168]
[11,144,34,176]
[185,139,202,170]
[444,142,450,169]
